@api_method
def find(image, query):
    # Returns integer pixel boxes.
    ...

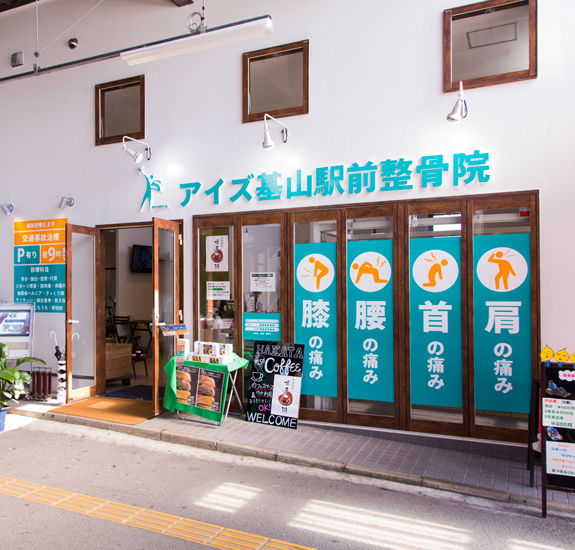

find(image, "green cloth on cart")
[164,354,248,424]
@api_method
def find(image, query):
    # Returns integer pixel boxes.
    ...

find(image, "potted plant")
[0,342,45,431]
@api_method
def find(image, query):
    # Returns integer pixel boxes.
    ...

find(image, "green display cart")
[163,354,248,426]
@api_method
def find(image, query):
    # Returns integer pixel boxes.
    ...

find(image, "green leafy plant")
[0,342,45,409]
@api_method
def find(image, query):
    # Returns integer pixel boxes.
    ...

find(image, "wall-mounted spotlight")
[123,136,152,164]
[262,114,288,150]
[447,81,468,124]
[1,203,13,216]
[58,197,74,209]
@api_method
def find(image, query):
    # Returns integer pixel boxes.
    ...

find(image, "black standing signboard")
[247,341,304,430]
[540,360,575,517]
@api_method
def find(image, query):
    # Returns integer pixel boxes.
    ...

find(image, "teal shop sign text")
[164,151,490,211]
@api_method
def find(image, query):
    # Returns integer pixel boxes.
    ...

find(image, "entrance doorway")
[65,218,182,416]
[104,225,154,387]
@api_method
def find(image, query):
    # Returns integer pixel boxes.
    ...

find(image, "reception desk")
[163,354,248,425]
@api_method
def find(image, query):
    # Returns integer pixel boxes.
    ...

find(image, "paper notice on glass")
[207,281,230,300]
[250,272,276,292]
[206,235,228,272]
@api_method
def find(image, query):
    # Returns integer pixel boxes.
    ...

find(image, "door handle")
[68,319,80,324]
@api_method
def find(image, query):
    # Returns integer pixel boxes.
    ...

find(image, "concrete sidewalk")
[7,400,574,516]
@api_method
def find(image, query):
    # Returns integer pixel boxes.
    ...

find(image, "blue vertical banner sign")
[473,234,531,414]
[410,237,463,408]
[294,242,338,398]
[347,240,394,402]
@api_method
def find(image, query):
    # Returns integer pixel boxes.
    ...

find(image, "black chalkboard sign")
[540,362,575,516]
[246,341,304,430]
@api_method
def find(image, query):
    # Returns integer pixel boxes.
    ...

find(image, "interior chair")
[129,319,153,379]
[112,315,145,378]
[113,316,138,345]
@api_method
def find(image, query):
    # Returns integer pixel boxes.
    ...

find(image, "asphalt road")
[1,415,574,550]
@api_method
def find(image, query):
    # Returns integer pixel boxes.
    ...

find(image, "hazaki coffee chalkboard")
[247,341,304,430]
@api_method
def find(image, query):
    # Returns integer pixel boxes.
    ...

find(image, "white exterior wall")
[0,0,572,365]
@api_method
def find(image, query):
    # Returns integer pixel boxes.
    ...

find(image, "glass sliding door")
[407,203,467,434]
[196,224,236,346]
[152,218,180,416]
[345,206,397,427]
[292,211,342,422]
[240,215,285,392]
[191,191,539,441]
[66,224,104,402]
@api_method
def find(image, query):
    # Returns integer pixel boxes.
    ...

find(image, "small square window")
[243,40,309,123]
[95,75,145,146]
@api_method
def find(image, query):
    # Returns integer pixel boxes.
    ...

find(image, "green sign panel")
[243,313,281,341]
[14,265,66,313]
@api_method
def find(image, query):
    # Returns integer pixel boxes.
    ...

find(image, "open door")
[152,217,180,416]
[65,224,104,402]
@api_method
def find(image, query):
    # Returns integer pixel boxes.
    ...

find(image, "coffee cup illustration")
[278,392,293,406]
[211,246,223,263]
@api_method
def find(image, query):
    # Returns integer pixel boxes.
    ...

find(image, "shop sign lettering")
[137,151,490,211]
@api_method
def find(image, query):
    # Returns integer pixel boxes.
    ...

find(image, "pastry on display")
[197,374,216,409]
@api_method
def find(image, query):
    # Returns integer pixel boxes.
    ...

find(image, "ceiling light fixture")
[33,0,104,73]
[1,203,13,216]
[121,14,273,66]
[262,114,288,150]
[447,81,468,124]
[0,3,271,84]
[58,197,74,210]
[123,136,152,164]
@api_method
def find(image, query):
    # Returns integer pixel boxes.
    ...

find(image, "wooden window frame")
[242,40,309,123]
[95,75,145,146]
[443,0,537,92]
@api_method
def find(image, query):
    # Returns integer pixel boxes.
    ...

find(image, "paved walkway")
[7,400,575,516]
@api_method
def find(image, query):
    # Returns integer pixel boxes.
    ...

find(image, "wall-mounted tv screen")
[0,311,31,337]
[132,244,153,273]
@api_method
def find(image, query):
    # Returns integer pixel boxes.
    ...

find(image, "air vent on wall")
[467,22,518,49]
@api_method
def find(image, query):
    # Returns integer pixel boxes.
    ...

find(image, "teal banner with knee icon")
[294,242,338,398]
